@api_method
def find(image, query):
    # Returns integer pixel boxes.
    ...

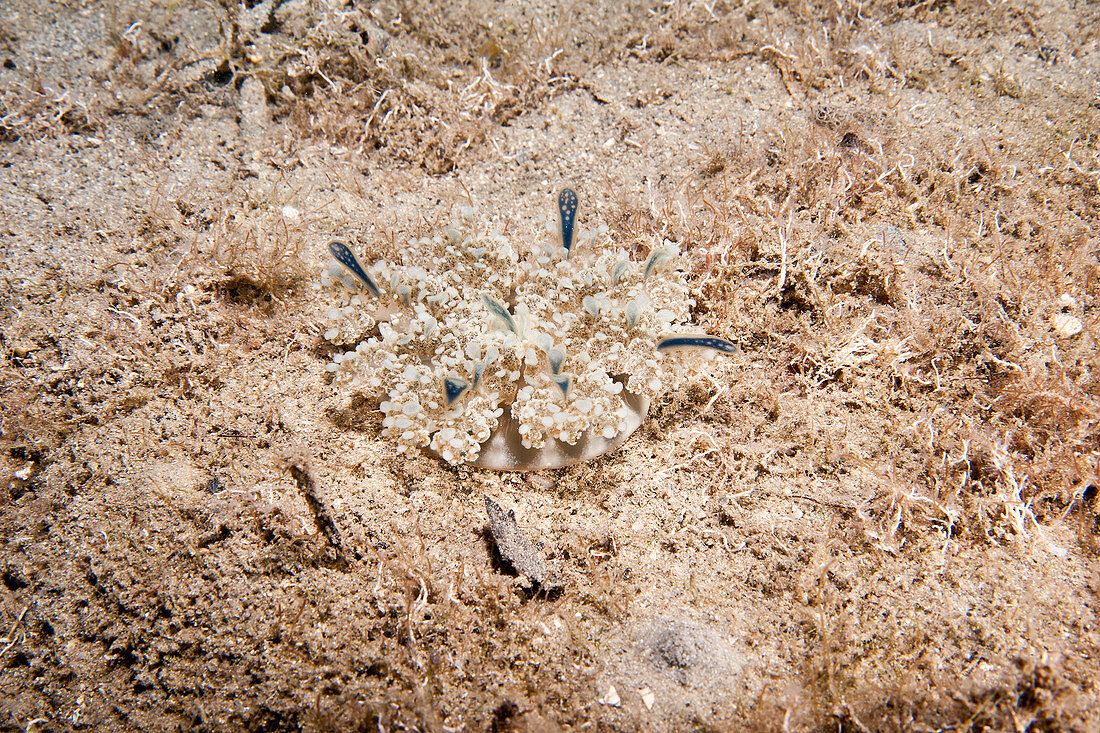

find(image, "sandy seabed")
[1,0,1099,730]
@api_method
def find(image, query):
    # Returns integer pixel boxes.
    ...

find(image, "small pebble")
[1052,313,1082,337]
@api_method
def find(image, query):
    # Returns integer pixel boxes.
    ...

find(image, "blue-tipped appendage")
[328,241,382,298]
[559,188,578,255]
[482,293,518,335]
[656,335,739,354]
[444,376,470,406]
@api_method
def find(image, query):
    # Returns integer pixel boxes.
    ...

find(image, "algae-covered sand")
[1,0,1099,730]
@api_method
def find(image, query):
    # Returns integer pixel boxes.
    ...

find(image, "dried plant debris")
[282,449,347,565]
[485,495,563,593]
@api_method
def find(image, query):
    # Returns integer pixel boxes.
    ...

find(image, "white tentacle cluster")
[319,192,732,470]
